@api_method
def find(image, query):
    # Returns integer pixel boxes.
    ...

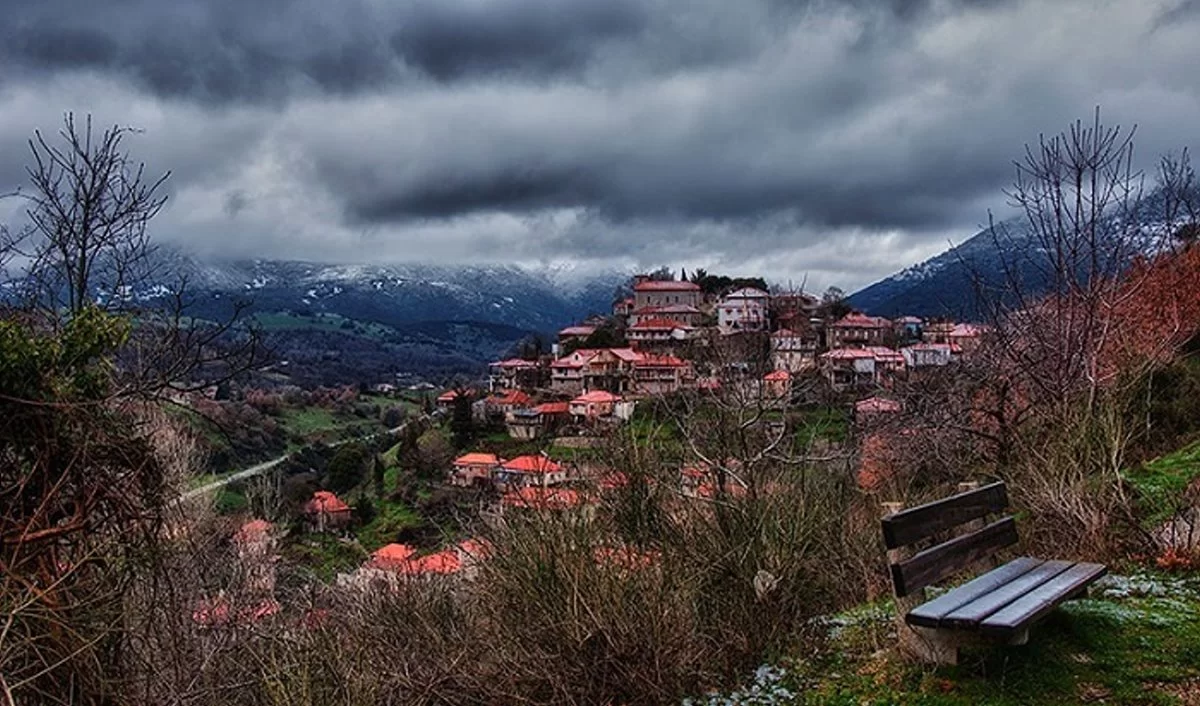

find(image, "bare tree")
[0,115,263,704]
[6,113,265,403]
[21,114,169,316]
[1158,148,1199,248]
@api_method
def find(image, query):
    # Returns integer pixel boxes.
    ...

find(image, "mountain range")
[848,190,1180,319]
[119,251,625,385]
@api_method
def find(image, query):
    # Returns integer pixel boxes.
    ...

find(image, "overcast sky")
[1,0,1197,291]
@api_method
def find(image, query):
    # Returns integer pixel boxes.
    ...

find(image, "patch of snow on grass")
[683,666,796,706]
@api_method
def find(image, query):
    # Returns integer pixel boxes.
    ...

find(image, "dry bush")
[107,441,874,706]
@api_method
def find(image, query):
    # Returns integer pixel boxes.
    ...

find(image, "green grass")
[1125,441,1200,528]
[770,572,1200,706]
[252,311,398,340]
[282,534,367,583]
[355,498,422,552]
[793,406,849,447]
[278,406,341,436]
[276,406,379,447]
[213,487,248,515]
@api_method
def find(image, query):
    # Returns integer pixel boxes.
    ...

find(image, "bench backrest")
[880,482,1016,597]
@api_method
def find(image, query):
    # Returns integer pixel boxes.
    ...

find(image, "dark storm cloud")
[0,0,1197,290]
[388,0,646,82]
[0,0,651,102]
[0,0,1008,102]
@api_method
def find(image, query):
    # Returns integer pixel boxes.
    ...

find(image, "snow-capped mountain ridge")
[143,248,626,334]
[848,188,1185,319]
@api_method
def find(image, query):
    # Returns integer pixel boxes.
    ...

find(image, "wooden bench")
[880,482,1106,664]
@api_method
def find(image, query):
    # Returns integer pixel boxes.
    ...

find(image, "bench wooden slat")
[941,559,1074,629]
[978,562,1108,638]
[891,516,1018,597]
[906,557,1044,628]
[881,482,1008,549]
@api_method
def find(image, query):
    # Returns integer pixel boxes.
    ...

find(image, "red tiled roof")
[501,455,564,474]
[855,397,901,414]
[437,389,473,402]
[763,370,791,381]
[558,325,597,337]
[502,486,582,510]
[370,543,417,569]
[487,389,532,406]
[490,358,537,369]
[608,347,644,362]
[572,390,620,404]
[821,347,878,360]
[551,350,598,368]
[235,518,272,544]
[305,491,350,515]
[865,346,905,362]
[398,550,462,575]
[457,538,493,559]
[633,280,701,292]
[950,323,987,337]
[833,313,892,328]
[454,452,501,467]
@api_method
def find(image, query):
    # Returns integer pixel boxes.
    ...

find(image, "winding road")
[178,414,430,502]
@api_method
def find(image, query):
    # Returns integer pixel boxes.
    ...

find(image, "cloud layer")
[1,0,1197,290]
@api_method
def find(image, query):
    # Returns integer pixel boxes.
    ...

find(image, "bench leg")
[900,625,959,666]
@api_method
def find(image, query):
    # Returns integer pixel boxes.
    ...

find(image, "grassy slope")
[253,311,397,340]
[1125,441,1200,527]
[713,573,1200,706]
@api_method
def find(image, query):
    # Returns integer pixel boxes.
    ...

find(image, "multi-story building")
[631,354,692,395]
[494,455,569,490]
[550,350,594,394]
[771,328,819,372]
[771,292,820,331]
[487,358,543,391]
[820,346,905,389]
[581,347,641,393]
[483,389,532,420]
[569,390,621,421]
[827,312,893,348]
[450,453,502,487]
[717,287,770,334]
[923,320,955,344]
[630,303,704,327]
[626,318,696,349]
[632,278,702,309]
[557,325,596,346]
[901,342,958,368]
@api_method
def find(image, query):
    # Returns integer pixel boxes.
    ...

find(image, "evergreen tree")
[450,391,475,449]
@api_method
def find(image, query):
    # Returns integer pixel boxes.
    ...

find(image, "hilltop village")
[466,272,985,435]
[188,271,991,602]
